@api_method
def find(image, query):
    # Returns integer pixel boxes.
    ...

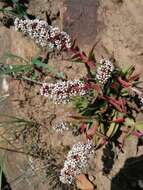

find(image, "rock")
[62,0,143,76]
[76,174,94,190]
[62,0,101,53]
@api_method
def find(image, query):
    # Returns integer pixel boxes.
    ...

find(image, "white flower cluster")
[96,59,114,85]
[40,79,90,104]
[53,121,69,133]
[60,140,94,184]
[14,18,71,50]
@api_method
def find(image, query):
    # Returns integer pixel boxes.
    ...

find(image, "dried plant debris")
[45,152,76,190]
[14,122,41,153]
[30,147,78,190]
[0,15,13,27]
[53,121,70,133]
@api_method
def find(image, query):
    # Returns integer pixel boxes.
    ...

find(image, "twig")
[0,146,39,158]
[21,76,43,85]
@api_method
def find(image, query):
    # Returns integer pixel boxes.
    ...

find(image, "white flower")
[40,79,90,104]
[96,59,114,85]
[14,18,71,50]
[60,140,94,184]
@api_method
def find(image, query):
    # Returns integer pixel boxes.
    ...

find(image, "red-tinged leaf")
[109,100,124,112]
[121,98,126,106]
[69,44,96,67]
[100,137,108,145]
[117,77,131,88]
[132,130,143,138]
[75,46,80,52]
[112,118,125,123]
[86,124,97,139]
[80,54,95,68]
[103,96,115,102]
[110,101,125,113]
[71,52,81,60]
[95,137,108,150]
[80,123,87,133]
[103,96,118,105]
[88,43,96,61]
[128,73,141,82]
[86,60,96,68]
[70,36,77,49]
[114,98,125,108]
[70,45,79,53]
[119,98,126,112]
[103,96,126,113]
[82,51,87,57]
[79,52,86,60]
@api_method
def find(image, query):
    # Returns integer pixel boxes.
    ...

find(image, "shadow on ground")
[111,155,143,190]
[102,142,116,175]
[1,170,12,190]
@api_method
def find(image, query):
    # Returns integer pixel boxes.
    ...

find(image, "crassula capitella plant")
[14,17,143,185]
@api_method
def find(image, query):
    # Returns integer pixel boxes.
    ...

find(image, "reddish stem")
[117,77,131,88]
[112,117,125,123]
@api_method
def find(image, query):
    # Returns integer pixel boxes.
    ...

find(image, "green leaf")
[4,53,28,63]
[73,96,89,113]
[88,44,96,61]
[0,64,32,76]
[56,72,65,79]
[0,0,27,17]
[32,58,66,78]
[11,0,19,3]
[121,89,129,96]
[122,65,135,78]
[32,58,49,68]
[0,94,9,103]
[106,123,119,138]
[124,118,135,127]
[31,72,38,80]
[100,123,105,134]
[12,0,27,17]
[0,8,17,16]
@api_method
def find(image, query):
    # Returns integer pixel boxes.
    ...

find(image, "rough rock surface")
[63,0,143,75]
